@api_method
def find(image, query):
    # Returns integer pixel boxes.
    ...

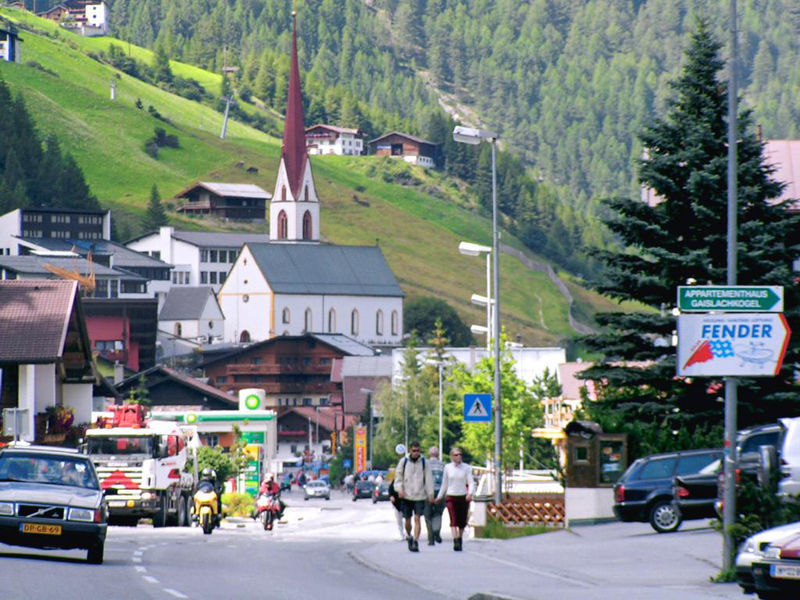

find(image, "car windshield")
[87,435,154,456]
[0,454,99,489]
[308,481,325,488]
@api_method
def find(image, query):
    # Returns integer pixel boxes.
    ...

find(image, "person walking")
[424,446,445,545]
[395,441,434,552]
[388,479,407,541]
[435,447,474,551]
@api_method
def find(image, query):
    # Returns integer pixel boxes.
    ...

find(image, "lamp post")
[361,388,374,469]
[458,241,492,353]
[453,125,502,505]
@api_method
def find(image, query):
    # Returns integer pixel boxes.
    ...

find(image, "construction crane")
[44,252,96,295]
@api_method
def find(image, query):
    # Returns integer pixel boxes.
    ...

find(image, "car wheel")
[304,496,309,501]
[87,540,104,564]
[177,495,189,527]
[649,500,682,533]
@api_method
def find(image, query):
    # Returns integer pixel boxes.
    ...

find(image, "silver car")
[303,480,330,501]
[0,445,109,564]
[736,521,800,594]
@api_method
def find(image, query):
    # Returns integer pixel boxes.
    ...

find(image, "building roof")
[0,280,78,363]
[15,237,171,270]
[369,131,438,147]
[159,286,219,321]
[764,140,800,211]
[307,334,377,357]
[282,13,308,197]
[306,124,360,136]
[340,355,394,377]
[176,182,271,200]
[281,406,339,433]
[116,365,237,408]
[126,229,269,248]
[247,243,404,297]
[0,255,144,280]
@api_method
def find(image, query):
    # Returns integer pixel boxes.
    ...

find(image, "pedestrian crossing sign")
[463,393,492,423]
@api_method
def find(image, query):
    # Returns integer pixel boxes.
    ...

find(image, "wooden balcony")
[225,363,332,376]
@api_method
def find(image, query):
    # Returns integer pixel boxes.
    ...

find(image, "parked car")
[613,447,722,533]
[303,480,330,501]
[752,530,800,599]
[778,417,800,497]
[352,480,374,501]
[0,444,109,564]
[672,458,721,522]
[373,481,390,503]
[736,522,800,595]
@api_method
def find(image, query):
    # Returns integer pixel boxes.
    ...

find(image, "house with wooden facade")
[305,124,364,156]
[175,182,270,221]
[39,1,108,36]
[0,280,97,443]
[368,132,440,168]
[115,365,237,413]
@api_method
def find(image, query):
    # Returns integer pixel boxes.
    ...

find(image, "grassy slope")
[0,9,635,349]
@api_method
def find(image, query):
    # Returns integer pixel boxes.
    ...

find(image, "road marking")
[163,589,188,599]
[132,557,142,563]
[134,566,146,573]
[471,551,595,588]
[142,576,159,584]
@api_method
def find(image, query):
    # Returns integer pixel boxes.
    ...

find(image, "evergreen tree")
[143,184,168,231]
[152,43,174,84]
[580,20,800,445]
[55,153,100,210]
[404,297,474,347]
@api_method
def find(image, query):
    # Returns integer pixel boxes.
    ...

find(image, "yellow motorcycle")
[193,480,219,535]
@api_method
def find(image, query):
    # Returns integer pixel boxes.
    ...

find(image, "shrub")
[221,492,255,517]
[478,516,552,539]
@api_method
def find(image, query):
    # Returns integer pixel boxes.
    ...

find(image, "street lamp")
[454,125,502,506]
[458,241,492,353]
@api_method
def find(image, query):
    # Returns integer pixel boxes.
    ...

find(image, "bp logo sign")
[244,394,262,410]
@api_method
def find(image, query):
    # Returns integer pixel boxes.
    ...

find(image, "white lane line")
[134,566,146,573]
[132,556,142,563]
[133,551,143,557]
[163,589,189,599]
[142,576,159,584]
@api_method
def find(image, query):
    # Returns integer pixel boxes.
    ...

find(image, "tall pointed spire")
[282,11,307,197]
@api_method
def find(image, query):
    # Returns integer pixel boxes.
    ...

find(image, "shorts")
[401,499,426,519]
[445,495,470,529]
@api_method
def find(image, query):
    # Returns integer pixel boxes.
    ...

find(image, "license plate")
[771,564,800,579]
[109,500,127,507]
[21,523,62,535]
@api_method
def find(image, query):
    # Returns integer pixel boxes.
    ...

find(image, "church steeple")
[269,10,320,243]
[282,11,307,198]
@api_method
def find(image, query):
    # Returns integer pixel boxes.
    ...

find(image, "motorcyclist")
[259,475,285,518]
[200,467,222,516]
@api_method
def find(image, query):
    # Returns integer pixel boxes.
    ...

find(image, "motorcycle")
[255,493,282,531]
[193,480,220,535]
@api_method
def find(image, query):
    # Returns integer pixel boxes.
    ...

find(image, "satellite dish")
[395,444,406,456]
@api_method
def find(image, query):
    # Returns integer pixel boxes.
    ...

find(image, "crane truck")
[84,405,196,527]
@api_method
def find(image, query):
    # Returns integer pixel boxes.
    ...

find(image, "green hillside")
[0,11,628,348]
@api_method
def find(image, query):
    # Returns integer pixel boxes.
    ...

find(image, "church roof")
[246,243,404,297]
[281,13,308,197]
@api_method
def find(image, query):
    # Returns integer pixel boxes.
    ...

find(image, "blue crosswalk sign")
[464,393,492,423]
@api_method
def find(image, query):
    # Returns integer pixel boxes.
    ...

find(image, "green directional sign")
[677,286,783,313]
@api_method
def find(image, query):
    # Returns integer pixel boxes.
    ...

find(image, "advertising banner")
[677,313,791,377]
[354,425,367,473]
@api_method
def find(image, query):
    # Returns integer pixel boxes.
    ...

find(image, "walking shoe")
[454,537,462,551]
[407,536,414,551]
[428,539,435,546]
[434,533,442,543]
[411,539,419,552]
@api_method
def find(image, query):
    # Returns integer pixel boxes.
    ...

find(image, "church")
[218,13,404,350]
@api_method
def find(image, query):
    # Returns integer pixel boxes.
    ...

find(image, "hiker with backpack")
[394,441,434,553]
[424,446,445,546]
[435,446,474,551]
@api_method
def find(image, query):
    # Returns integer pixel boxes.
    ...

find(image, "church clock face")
[243,294,249,303]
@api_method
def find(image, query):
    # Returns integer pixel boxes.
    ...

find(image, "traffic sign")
[677,286,783,312]
[464,393,492,423]
[677,313,791,376]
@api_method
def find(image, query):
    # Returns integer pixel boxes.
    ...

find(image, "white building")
[125,227,269,295]
[218,243,404,347]
[0,25,22,63]
[158,286,225,357]
[306,124,364,156]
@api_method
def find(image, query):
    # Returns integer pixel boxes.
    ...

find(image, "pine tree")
[143,184,168,231]
[580,19,800,441]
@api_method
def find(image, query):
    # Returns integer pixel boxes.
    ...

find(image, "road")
[0,486,746,600]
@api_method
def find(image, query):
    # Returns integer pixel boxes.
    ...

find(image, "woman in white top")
[435,447,473,551]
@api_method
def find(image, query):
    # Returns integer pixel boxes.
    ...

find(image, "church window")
[327,309,336,332]
[304,308,312,332]
[302,211,312,240]
[304,187,309,202]
[240,330,251,343]
[282,308,291,324]
[281,186,287,202]
[278,210,288,239]
[174,323,182,337]
[350,309,359,336]
[391,310,399,335]
[376,310,384,336]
